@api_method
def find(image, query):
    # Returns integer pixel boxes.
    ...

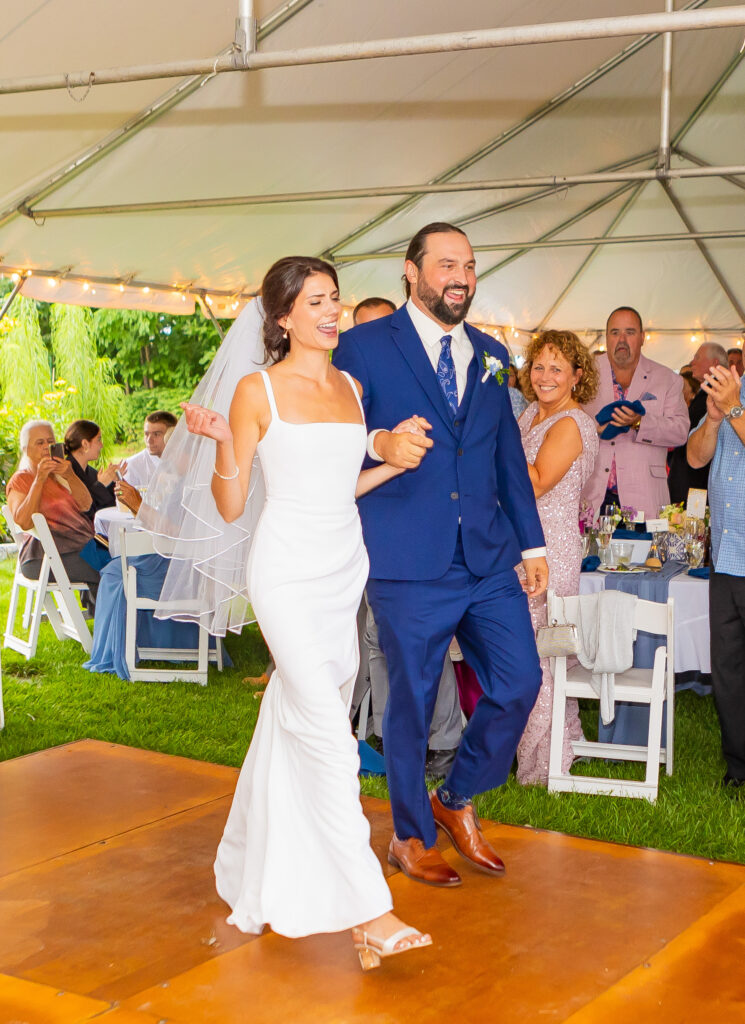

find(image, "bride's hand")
[392,414,432,436]
[180,402,232,443]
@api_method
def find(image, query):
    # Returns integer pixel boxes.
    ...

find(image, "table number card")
[686,488,707,520]
[646,519,669,533]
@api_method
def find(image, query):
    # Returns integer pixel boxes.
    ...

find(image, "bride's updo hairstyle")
[261,256,339,363]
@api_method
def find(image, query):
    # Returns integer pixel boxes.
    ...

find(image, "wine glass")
[597,515,613,566]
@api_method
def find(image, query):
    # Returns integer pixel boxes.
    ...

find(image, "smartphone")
[49,442,65,459]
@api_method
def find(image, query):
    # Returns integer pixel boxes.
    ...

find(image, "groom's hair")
[403,222,468,298]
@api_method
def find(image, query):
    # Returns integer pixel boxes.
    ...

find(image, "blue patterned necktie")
[437,335,458,416]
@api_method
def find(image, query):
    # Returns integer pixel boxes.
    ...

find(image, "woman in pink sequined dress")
[515,331,599,785]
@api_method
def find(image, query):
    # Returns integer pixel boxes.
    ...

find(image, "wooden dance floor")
[2,741,745,1024]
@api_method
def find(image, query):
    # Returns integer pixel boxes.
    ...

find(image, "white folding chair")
[547,589,675,803]
[2,505,92,659]
[119,528,224,685]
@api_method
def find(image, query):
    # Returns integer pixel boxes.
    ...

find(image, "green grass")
[0,559,742,863]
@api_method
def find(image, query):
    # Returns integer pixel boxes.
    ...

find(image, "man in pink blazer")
[582,306,689,521]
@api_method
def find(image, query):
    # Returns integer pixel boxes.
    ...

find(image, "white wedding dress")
[214,370,393,937]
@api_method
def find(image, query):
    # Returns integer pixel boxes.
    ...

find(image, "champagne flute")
[597,515,613,565]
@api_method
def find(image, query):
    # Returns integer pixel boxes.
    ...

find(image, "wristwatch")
[725,405,744,420]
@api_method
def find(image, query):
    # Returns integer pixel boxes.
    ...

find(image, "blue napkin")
[596,399,646,439]
[80,537,112,572]
[581,555,601,573]
[612,528,653,540]
[687,566,710,579]
[358,740,386,777]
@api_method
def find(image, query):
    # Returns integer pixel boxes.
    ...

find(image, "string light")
[205,295,213,305]
[142,286,150,294]
[118,283,125,293]
[25,269,33,278]
[10,273,20,283]
[690,333,698,343]
[82,281,90,291]
[47,277,57,287]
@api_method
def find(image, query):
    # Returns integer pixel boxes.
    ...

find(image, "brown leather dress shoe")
[388,834,462,887]
[430,791,505,876]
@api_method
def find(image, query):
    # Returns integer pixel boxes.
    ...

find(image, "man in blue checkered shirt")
[688,360,745,793]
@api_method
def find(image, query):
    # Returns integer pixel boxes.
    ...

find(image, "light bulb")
[11,273,20,283]
[47,277,57,287]
[83,281,90,291]
[143,286,150,294]
[118,283,125,293]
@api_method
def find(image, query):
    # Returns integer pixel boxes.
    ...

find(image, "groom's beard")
[415,278,474,326]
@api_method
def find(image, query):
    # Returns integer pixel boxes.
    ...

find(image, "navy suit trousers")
[366,531,541,848]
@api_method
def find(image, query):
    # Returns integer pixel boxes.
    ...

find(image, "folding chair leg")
[645,691,665,793]
[547,661,567,783]
[196,626,209,685]
[124,568,139,679]
[22,587,33,630]
[216,637,224,672]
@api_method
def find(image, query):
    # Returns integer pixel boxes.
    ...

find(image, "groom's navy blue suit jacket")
[334,305,545,581]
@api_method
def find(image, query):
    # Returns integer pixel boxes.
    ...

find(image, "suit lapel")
[461,325,488,441]
[625,353,652,403]
[390,307,457,435]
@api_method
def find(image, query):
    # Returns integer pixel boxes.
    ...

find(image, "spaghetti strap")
[260,370,279,421]
[340,370,365,421]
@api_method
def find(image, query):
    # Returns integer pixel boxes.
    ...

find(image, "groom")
[335,223,547,886]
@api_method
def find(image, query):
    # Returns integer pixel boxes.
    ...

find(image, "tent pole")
[199,296,227,340]
[29,162,745,220]
[0,0,314,232]
[320,0,708,259]
[674,147,745,192]
[477,180,642,282]
[331,227,745,261]
[234,0,257,65]
[0,277,25,324]
[658,0,674,172]
[533,183,647,331]
[661,182,745,323]
[3,5,743,95]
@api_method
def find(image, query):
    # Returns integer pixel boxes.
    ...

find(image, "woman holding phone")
[6,419,101,600]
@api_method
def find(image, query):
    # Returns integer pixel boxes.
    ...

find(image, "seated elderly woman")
[6,419,101,600]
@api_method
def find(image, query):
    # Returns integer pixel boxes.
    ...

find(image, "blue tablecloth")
[84,553,227,681]
[597,560,688,748]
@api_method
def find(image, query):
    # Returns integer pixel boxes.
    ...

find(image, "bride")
[180,256,433,970]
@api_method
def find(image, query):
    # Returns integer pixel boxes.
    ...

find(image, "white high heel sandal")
[352,926,432,971]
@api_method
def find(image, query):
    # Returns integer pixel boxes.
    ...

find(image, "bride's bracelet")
[213,464,239,480]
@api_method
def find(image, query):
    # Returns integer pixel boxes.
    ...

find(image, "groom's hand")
[374,427,433,469]
[522,556,549,598]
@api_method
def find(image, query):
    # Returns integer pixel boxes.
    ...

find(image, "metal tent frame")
[1,0,744,349]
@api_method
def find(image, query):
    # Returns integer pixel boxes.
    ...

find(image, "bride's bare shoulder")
[231,372,271,422]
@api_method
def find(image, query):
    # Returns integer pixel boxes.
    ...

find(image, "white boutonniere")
[481,351,507,384]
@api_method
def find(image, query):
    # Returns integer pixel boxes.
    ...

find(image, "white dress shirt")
[123,448,159,488]
[365,300,546,561]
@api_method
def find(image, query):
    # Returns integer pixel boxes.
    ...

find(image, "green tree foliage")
[0,295,51,406]
[50,304,123,459]
[94,306,226,392]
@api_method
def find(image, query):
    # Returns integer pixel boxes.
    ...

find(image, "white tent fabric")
[1,0,744,366]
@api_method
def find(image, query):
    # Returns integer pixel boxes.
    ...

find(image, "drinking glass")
[597,515,613,565]
[611,541,633,568]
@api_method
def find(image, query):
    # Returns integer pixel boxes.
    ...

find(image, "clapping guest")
[515,332,599,785]
[64,419,124,517]
[581,306,689,521]
[668,343,728,505]
[508,362,528,419]
[6,420,100,600]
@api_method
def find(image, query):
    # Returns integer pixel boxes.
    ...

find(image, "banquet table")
[579,571,710,676]
[93,506,139,556]
[579,568,710,748]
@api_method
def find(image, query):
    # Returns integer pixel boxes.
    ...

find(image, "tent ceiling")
[1,0,744,367]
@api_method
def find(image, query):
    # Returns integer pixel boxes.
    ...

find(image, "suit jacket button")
[454,420,460,427]
[451,491,459,500]
[457,448,464,456]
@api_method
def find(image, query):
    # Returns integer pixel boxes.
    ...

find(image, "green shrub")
[118,386,192,443]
